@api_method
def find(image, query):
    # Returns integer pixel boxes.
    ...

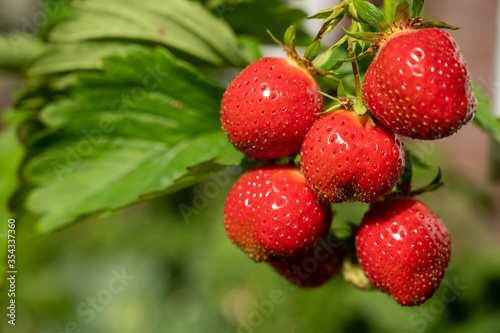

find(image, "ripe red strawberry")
[300,110,405,203]
[355,198,451,306]
[362,28,476,140]
[223,164,332,262]
[270,234,342,288]
[220,57,323,160]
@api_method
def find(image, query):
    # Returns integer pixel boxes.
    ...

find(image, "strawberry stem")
[319,90,340,102]
[348,38,367,115]
[344,22,367,115]
[350,49,362,102]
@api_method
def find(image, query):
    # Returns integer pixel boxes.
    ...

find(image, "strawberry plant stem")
[348,47,365,115]
[346,22,367,115]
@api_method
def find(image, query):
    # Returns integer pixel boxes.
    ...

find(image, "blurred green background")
[1,1,500,333]
[2,163,500,333]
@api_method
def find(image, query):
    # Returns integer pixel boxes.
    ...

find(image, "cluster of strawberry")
[220,25,475,305]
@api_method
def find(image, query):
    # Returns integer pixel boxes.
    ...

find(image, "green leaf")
[284,25,296,50]
[420,20,459,30]
[303,40,321,61]
[325,7,347,23]
[315,12,346,41]
[342,28,384,43]
[408,151,431,169]
[394,0,410,25]
[337,81,347,98]
[308,8,337,19]
[325,34,349,53]
[331,49,374,63]
[313,46,348,72]
[22,47,244,233]
[352,0,390,31]
[347,3,359,21]
[395,149,432,194]
[410,168,444,195]
[0,33,46,72]
[204,0,250,10]
[28,42,132,77]
[129,0,249,66]
[236,34,262,62]
[0,111,24,284]
[410,0,425,19]
[37,0,75,39]
[309,4,346,29]
[473,85,500,144]
[219,0,309,45]
[48,0,248,67]
[397,151,413,193]
[384,0,397,24]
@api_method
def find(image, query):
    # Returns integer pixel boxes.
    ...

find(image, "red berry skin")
[355,199,451,306]
[270,235,342,288]
[300,110,405,203]
[362,29,476,140]
[223,164,332,262]
[221,57,323,160]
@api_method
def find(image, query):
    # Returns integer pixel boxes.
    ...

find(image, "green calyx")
[270,1,460,121]
[267,27,333,77]
[313,0,459,47]
[389,151,445,200]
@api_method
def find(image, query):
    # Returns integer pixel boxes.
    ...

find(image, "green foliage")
[45,0,249,67]
[303,40,321,61]
[410,0,425,19]
[0,0,499,331]
[0,0,498,277]
[473,86,500,145]
[23,47,244,233]
[284,25,297,50]
[7,178,500,333]
[383,0,397,24]
[394,0,410,24]
[215,0,310,45]
[28,42,132,76]
[419,20,459,31]
[0,0,315,235]
[341,29,384,43]
[351,0,389,31]
[0,111,24,284]
[308,4,347,42]
[0,33,46,72]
